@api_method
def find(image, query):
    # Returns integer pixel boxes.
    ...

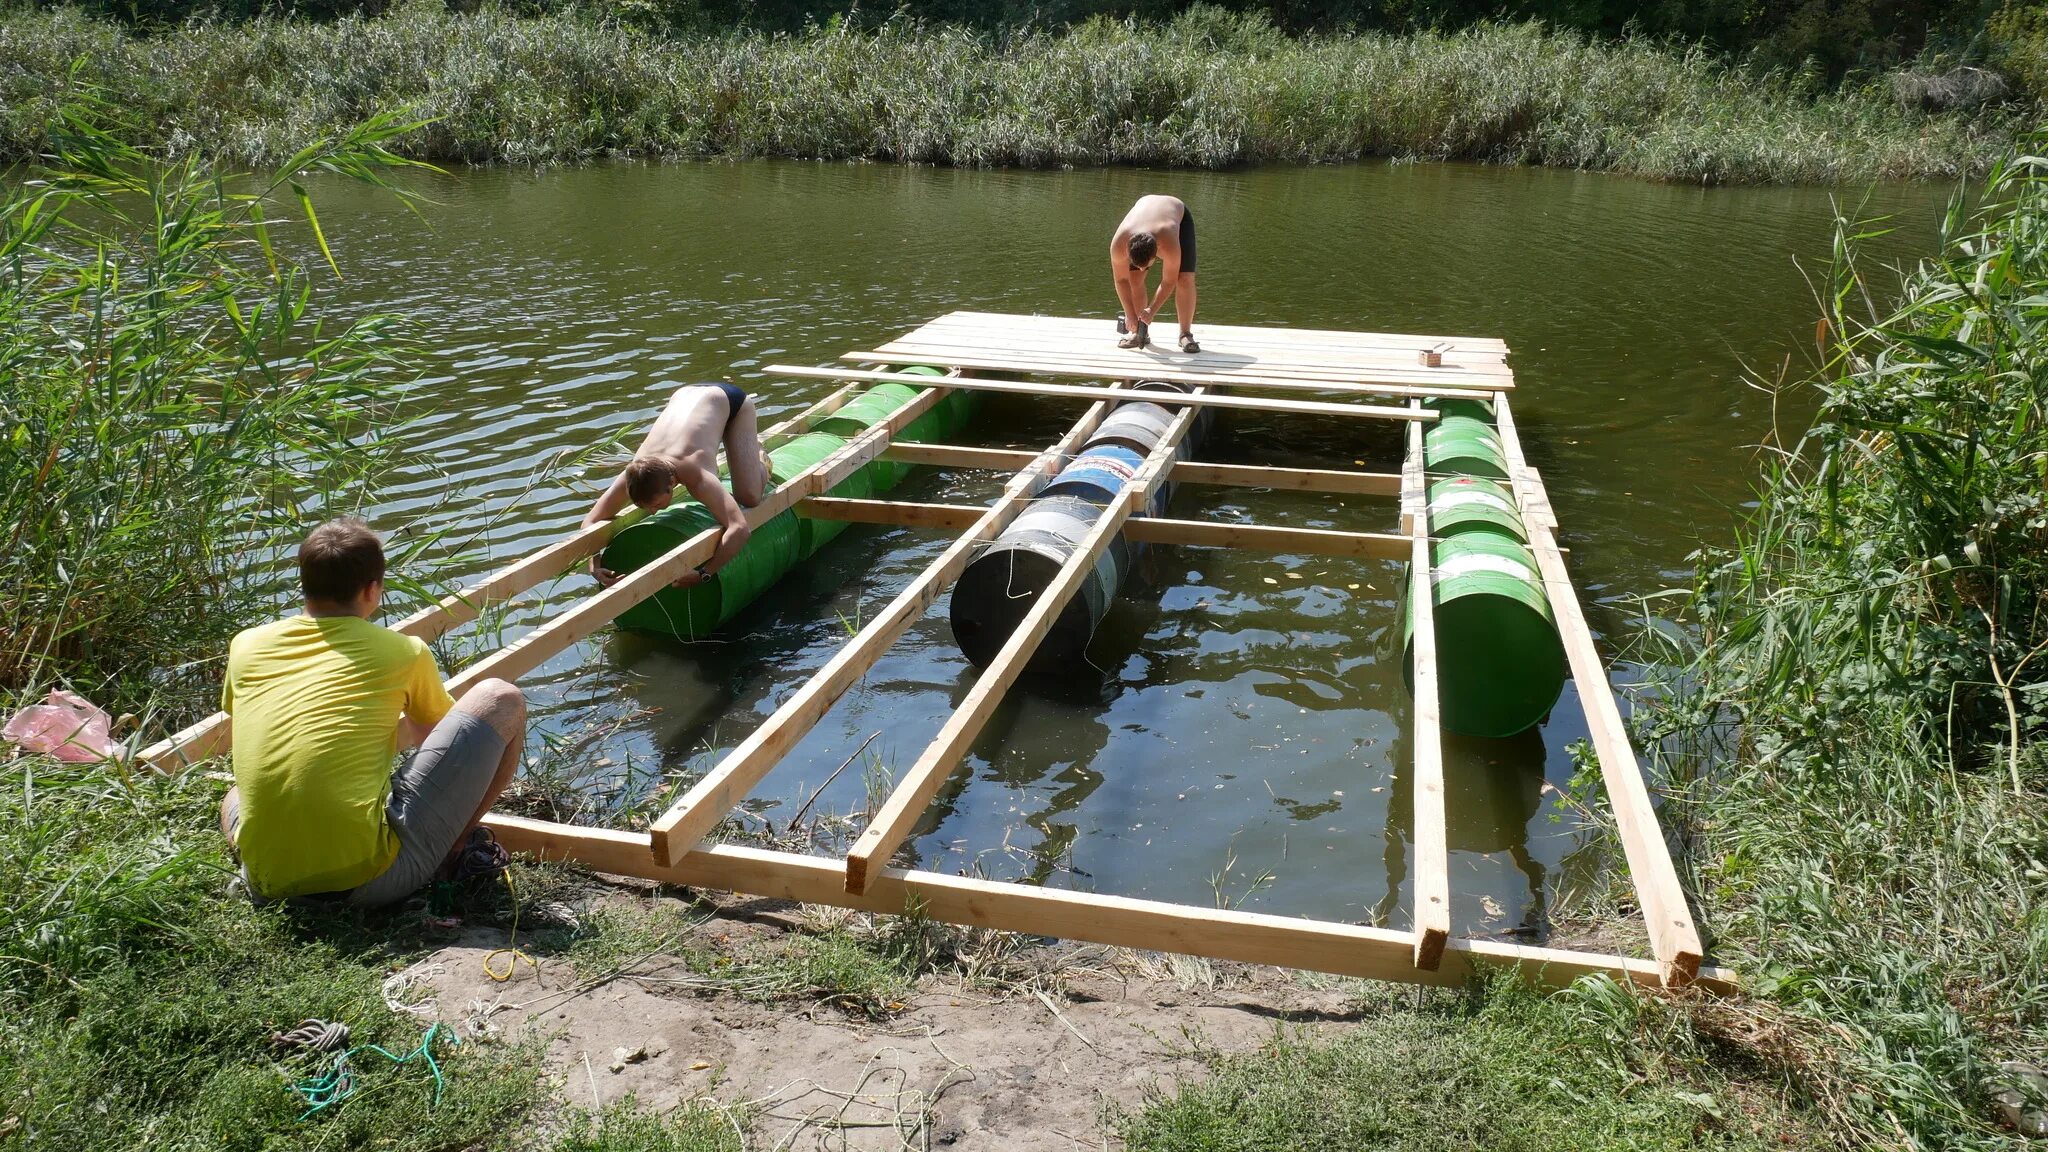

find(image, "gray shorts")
[226,710,505,907]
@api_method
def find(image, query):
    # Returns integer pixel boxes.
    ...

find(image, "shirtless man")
[583,383,769,588]
[1110,194,1199,353]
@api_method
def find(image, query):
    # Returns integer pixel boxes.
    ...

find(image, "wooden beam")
[484,813,1735,995]
[1125,517,1410,560]
[134,386,866,773]
[880,444,1404,499]
[796,498,1415,561]
[1491,393,1703,987]
[843,395,1207,895]
[1404,412,1450,969]
[444,384,952,696]
[646,397,1121,866]
[852,347,1509,397]
[931,311,1511,356]
[766,366,1438,423]
[1170,460,1402,497]
[881,442,1040,470]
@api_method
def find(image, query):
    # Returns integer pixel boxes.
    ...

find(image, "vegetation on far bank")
[0,5,2019,183]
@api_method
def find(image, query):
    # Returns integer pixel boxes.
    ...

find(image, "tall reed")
[1642,146,2047,1147]
[0,97,431,724]
[0,6,2015,183]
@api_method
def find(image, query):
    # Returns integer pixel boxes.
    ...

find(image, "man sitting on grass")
[219,518,526,905]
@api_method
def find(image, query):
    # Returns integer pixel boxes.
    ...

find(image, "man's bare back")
[1110,194,1199,353]
[583,383,769,588]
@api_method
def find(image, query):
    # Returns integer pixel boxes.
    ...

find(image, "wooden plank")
[843,395,1207,895]
[135,385,866,773]
[767,366,1438,423]
[930,311,1510,356]
[903,320,1511,369]
[646,397,1120,866]
[796,498,1413,561]
[484,813,1735,994]
[1125,518,1410,561]
[860,344,1510,394]
[1404,413,1450,969]
[880,444,1404,498]
[1491,393,1703,987]
[444,385,951,696]
[1171,461,1402,497]
[881,442,1039,470]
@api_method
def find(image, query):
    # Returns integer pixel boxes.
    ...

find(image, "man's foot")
[1118,330,1145,349]
[1178,332,1201,354]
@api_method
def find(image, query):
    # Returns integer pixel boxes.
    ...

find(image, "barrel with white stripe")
[1403,533,1565,738]
[1426,476,1527,543]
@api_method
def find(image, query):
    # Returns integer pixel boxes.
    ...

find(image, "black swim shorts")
[1178,207,1197,275]
[713,382,747,417]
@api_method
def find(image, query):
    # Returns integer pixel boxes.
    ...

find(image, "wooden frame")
[148,312,1715,996]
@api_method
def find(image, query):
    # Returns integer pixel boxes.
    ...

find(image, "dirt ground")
[400,886,1377,1151]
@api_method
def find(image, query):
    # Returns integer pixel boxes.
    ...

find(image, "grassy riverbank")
[0,6,2018,183]
[1632,153,2048,1146]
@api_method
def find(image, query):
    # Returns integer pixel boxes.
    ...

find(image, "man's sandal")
[1179,332,1201,353]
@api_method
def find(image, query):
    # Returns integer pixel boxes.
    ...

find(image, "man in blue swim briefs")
[583,383,769,588]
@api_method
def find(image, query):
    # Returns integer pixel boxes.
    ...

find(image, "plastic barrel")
[1132,378,1217,439]
[603,375,981,642]
[1402,534,1565,737]
[1424,394,1496,424]
[1423,419,1511,480]
[1424,415,1503,455]
[1426,476,1527,543]
[609,499,806,638]
[949,496,1134,671]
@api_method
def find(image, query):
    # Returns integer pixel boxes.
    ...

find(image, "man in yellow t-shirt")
[219,518,526,905]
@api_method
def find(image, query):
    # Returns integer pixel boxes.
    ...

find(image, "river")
[307,160,1953,940]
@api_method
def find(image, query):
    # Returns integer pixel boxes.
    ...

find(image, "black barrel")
[949,496,1134,670]
[949,382,1211,670]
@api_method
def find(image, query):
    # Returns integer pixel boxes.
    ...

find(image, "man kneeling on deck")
[583,382,769,588]
[219,518,527,906]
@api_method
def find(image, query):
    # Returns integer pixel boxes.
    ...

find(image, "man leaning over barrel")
[218,518,527,905]
[582,382,770,589]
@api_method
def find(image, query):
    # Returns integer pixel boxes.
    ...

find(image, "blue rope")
[291,1021,453,1120]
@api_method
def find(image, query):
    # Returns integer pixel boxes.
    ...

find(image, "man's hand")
[589,556,620,587]
[671,567,708,589]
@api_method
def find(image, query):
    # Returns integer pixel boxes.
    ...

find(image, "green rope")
[291,1021,453,1121]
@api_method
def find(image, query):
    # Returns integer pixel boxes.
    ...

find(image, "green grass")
[0,5,2016,182]
[548,1098,740,1152]
[1113,975,1815,1151]
[1630,142,2048,1147]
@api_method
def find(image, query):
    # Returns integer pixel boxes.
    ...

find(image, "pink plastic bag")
[3,689,120,762]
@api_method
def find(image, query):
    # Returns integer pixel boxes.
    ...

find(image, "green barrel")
[1402,533,1564,737]
[1423,417,1510,480]
[1426,476,1527,543]
[602,374,982,641]
[1424,414,1503,454]
[608,498,807,639]
[773,431,870,557]
[1424,394,1496,424]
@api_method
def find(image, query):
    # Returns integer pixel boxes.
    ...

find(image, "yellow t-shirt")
[223,615,454,897]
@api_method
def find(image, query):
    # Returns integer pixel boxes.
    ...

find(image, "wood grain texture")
[1492,392,1704,986]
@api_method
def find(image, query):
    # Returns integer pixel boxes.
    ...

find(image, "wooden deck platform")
[140,311,1715,994]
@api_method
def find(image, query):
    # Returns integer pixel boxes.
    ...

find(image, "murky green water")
[309,160,1952,939]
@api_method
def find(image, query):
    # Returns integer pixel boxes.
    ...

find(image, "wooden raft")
[140,311,1715,993]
